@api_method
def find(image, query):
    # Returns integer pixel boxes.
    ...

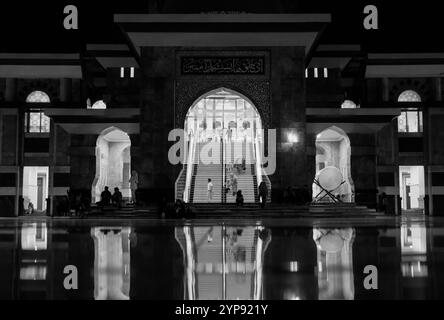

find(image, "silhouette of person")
[112,187,123,208]
[100,186,112,206]
[259,181,268,208]
[129,170,139,204]
[236,190,244,206]
[231,173,238,196]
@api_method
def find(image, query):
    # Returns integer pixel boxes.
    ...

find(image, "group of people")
[225,173,238,196]
[98,186,124,208]
[226,157,247,175]
[207,175,268,207]
[207,175,245,206]
[224,173,244,205]
[97,170,139,209]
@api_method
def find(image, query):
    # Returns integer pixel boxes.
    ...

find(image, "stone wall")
[138,47,176,204]
[349,133,377,206]
[270,47,307,201]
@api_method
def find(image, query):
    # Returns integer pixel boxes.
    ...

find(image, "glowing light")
[288,132,299,144]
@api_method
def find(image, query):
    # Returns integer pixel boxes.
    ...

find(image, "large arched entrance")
[313,126,354,203]
[92,127,131,203]
[178,88,268,203]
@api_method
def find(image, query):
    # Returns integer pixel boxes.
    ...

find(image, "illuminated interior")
[92,127,131,202]
[185,88,262,143]
[91,227,131,300]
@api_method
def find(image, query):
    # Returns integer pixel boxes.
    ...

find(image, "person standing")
[231,173,238,196]
[227,128,232,142]
[259,181,268,208]
[129,170,139,205]
[207,178,214,201]
[225,177,231,195]
[236,190,244,206]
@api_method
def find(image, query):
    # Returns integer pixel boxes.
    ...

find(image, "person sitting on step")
[99,186,112,207]
[112,187,123,209]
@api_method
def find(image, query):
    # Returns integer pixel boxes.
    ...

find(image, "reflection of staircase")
[175,226,259,300]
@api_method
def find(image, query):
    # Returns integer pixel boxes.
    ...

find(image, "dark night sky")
[0,0,441,53]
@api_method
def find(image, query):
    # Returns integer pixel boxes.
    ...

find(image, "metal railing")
[183,133,196,202]
[253,137,263,187]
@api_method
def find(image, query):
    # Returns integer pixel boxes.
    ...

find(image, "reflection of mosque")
[2,222,440,299]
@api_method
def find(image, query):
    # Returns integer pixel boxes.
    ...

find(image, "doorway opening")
[313,127,354,203]
[92,127,131,203]
[179,88,268,204]
[22,166,49,214]
[399,166,425,214]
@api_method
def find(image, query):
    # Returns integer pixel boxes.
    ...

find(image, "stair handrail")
[222,138,225,203]
[183,132,196,202]
[254,136,263,187]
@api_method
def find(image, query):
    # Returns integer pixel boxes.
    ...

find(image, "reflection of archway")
[313,228,355,300]
[92,127,131,202]
[91,227,131,300]
[313,126,354,202]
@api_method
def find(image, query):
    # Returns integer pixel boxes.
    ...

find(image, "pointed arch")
[92,127,132,202]
[313,126,355,203]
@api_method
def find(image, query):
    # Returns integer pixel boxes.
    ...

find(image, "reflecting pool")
[0,217,443,300]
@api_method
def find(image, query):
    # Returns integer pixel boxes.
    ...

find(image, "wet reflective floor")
[0,216,443,300]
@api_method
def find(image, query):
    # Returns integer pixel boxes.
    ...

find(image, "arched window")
[341,100,358,109]
[397,90,422,133]
[25,91,51,133]
[89,100,107,109]
[398,90,421,102]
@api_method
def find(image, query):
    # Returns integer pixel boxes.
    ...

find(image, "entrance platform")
[43,202,383,219]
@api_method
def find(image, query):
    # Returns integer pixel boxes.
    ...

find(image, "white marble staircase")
[224,142,257,203]
[191,142,223,203]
